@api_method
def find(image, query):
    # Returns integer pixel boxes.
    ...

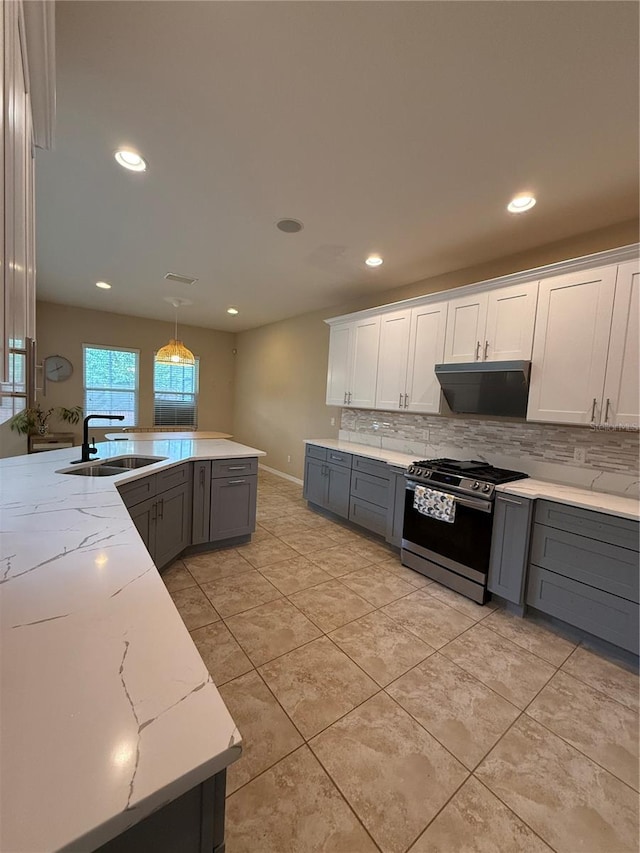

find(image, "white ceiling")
[36,1,639,332]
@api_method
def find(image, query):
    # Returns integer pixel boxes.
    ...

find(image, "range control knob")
[416,467,425,478]
[471,481,480,490]
[482,484,491,493]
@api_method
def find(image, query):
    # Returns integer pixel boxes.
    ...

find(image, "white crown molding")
[325,242,640,325]
[22,0,56,150]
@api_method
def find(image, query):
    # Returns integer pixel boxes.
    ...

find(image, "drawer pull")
[497,496,523,506]
[227,479,247,485]
[227,465,248,471]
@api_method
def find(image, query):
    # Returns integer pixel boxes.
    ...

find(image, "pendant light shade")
[157,298,195,365]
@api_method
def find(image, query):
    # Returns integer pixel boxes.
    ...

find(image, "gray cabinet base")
[95,770,226,853]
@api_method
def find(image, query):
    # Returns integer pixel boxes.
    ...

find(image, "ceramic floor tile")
[258,555,332,595]
[309,692,468,853]
[382,589,475,649]
[168,585,220,631]
[426,583,498,622]
[300,514,344,533]
[279,528,341,555]
[307,545,374,577]
[476,715,640,853]
[257,516,313,537]
[347,537,397,564]
[561,646,639,711]
[441,624,556,709]
[225,746,379,853]
[161,559,197,591]
[387,653,520,770]
[183,548,254,584]
[527,670,639,790]
[217,670,303,794]
[201,570,281,617]
[225,598,322,666]
[375,557,432,588]
[237,538,300,569]
[317,526,368,547]
[329,610,434,687]
[408,776,553,853]
[340,565,416,607]
[288,579,375,632]
[258,636,378,739]
[190,621,253,686]
[482,608,577,666]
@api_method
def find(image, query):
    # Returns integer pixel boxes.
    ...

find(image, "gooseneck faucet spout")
[71,414,126,464]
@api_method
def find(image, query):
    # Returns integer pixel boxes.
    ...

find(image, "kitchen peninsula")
[0,438,265,853]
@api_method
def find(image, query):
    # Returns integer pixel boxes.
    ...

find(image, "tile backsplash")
[340,409,640,497]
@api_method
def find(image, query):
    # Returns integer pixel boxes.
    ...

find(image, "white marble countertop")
[304,439,639,521]
[496,479,640,521]
[0,439,266,853]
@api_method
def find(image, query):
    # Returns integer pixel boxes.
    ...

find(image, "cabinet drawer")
[535,501,639,551]
[211,458,258,478]
[326,450,352,468]
[531,523,639,603]
[118,474,157,508]
[526,564,639,654]
[349,496,387,537]
[350,470,390,509]
[305,444,327,461]
[352,455,390,480]
[157,463,192,492]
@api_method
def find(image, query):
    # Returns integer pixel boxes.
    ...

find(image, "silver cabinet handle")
[199,467,205,486]
[227,479,246,485]
[484,340,489,360]
[151,502,157,521]
[497,495,523,506]
[590,397,597,423]
[227,465,248,471]
[604,398,611,423]
[404,393,409,408]
[398,393,403,408]
[348,391,352,403]
[157,498,164,520]
[343,391,347,404]
[475,341,481,361]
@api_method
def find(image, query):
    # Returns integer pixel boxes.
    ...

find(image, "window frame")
[153,353,200,428]
[82,343,140,427]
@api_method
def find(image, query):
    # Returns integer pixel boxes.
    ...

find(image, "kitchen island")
[0,438,265,853]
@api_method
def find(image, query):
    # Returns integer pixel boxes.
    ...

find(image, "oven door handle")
[405,481,493,513]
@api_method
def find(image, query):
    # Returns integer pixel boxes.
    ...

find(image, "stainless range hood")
[434,360,531,418]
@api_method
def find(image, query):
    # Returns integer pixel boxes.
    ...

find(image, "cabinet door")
[210,475,257,541]
[349,316,380,408]
[602,260,639,428]
[128,496,157,561]
[527,265,616,425]
[303,457,327,506]
[484,282,538,361]
[192,461,211,545]
[487,494,533,605]
[443,292,488,363]
[325,461,350,518]
[386,470,407,547]
[326,323,352,406]
[405,301,447,413]
[155,482,191,568]
[374,310,411,411]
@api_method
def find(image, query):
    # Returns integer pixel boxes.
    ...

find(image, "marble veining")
[0,439,265,853]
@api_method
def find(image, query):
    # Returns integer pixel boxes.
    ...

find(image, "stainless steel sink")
[63,465,129,477]
[101,456,165,469]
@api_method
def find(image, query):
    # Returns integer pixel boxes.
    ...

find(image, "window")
[154,357,199,427]
[83,344,139,426]
[0,345,27,425]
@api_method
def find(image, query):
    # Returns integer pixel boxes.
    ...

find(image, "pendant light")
[157,297,195,365]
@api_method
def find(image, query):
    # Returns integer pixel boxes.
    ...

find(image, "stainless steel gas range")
[401,458,528,604]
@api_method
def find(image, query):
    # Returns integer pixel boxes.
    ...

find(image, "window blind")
[83,345,139,426]
[153,357,199,427]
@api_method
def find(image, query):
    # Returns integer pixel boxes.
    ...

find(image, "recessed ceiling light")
[507,194,536,213]
[276,218,303,233]
[227,307,239,315]
[114,150,147,172]
[365,255,383,267]
[96,281,111,289]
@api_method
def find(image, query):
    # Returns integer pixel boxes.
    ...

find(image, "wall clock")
[44,355,73,382]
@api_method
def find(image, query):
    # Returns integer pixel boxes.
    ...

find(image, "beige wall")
[232,219,639,479]
[34,302,237,445]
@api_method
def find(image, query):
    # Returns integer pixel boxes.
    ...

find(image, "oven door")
[402,480,494,578]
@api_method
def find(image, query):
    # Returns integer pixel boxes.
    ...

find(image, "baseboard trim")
[259,463,303,486]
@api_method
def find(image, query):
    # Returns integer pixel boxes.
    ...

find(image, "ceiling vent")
[164,272,198,285]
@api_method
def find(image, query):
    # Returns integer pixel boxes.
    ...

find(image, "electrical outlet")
[330,417,336,427]
[574,447,586,464]
[287,455,292,463]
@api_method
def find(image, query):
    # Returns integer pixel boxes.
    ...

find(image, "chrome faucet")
[72,414,125,463]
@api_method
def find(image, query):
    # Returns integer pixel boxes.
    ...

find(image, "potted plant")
[10,404,83,436]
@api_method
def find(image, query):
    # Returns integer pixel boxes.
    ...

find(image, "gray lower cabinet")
[191,458,258,544]
[192,461,212,544]
[303,447,351,519]
[348,465,390,536]
[95,769,226,853]
[386,469,408,548]
[487,494,534,605]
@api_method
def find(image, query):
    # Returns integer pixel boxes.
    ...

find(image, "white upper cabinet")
[374,310,411,410]
[602,260,639,428]
[527,265,617,425]
[443,282,537,364]
[326,316,380,408]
